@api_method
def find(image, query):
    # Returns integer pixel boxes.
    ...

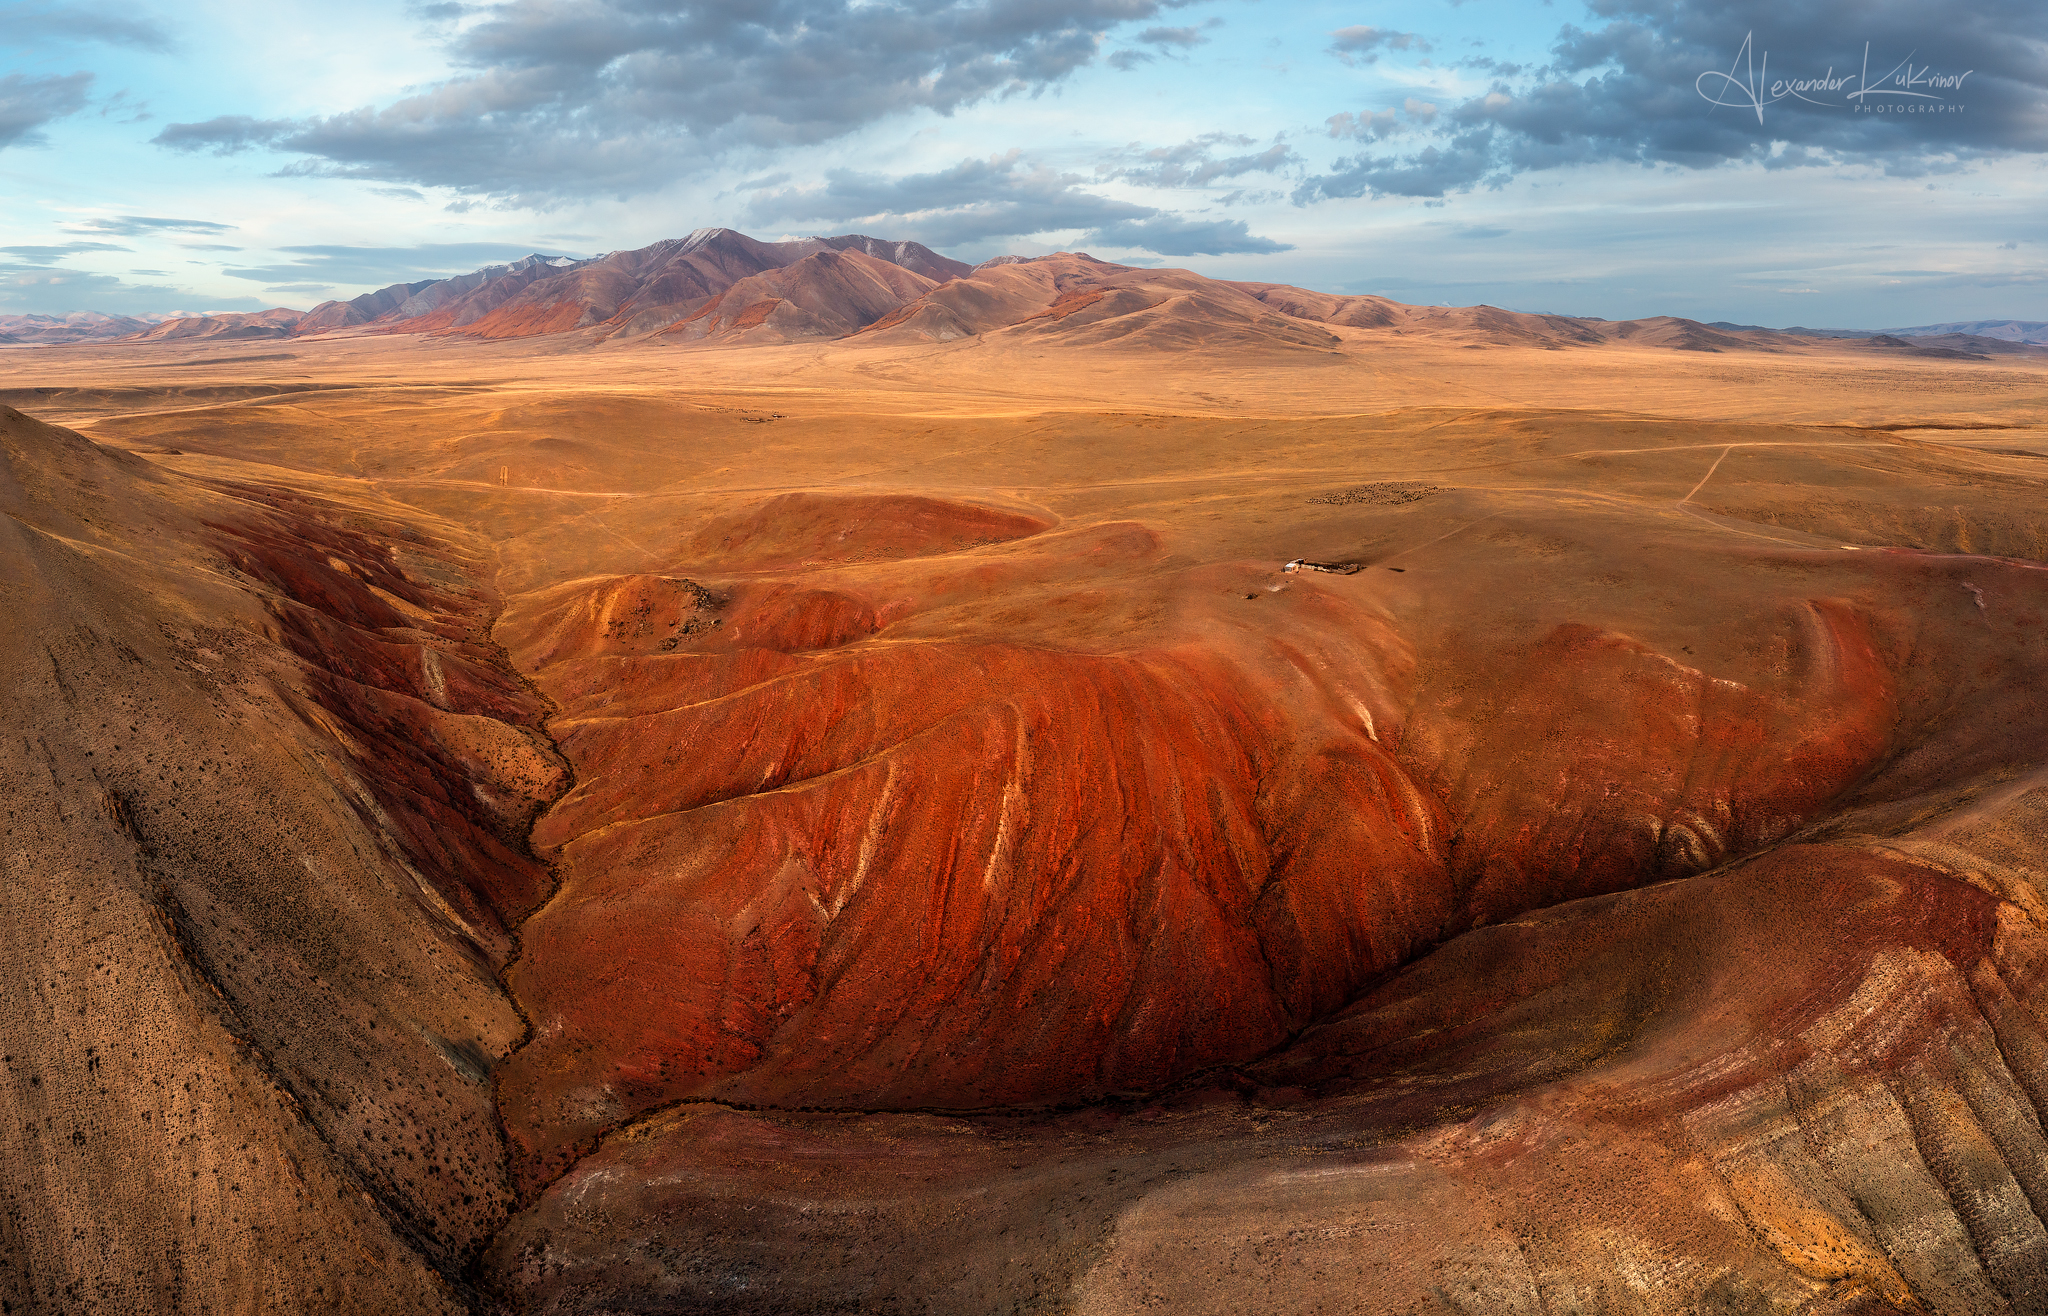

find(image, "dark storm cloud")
[221,242,575,286]
[744,151,1291,254]
[0,3,173,51]
[1101,133,1298,187]
[0,71,91,149]
[1299,0,2048,203]
[152,0,1194,198]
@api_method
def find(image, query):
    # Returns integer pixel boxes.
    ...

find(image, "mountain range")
[0,309,200,344]
[1742,319,2048,345]
[4,229,2044,355]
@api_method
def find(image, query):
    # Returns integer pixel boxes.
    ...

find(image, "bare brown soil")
[3,322,2047,1315]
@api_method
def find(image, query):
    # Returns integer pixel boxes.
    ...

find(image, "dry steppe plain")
[4,320,2048,1315]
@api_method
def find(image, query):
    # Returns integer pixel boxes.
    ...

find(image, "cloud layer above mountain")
[5,0,2044,324]
[153,0,1196,197]
[745,150,1290,254]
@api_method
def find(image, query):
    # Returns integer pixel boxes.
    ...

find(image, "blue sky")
[3,0,2043,326]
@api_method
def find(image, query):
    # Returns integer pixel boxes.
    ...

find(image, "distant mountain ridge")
[1885,320,2048,344]
[0,309,197,344]
[4,232,2043,355]
[840,255,1826,355]
[1714,319,2048,346]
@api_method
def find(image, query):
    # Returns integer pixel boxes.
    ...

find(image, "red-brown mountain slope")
[655,248,942,344]
[855,253,1800,353]
[294,254,579,334]
[291,230,973,342]
[857,253,1343,353]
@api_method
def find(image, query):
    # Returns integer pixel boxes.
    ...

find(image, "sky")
[2,0,2044,327]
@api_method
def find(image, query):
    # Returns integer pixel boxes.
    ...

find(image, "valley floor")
[3,331,2047,1314]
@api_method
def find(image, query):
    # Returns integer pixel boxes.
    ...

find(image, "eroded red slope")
[491,490,1930,1196]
